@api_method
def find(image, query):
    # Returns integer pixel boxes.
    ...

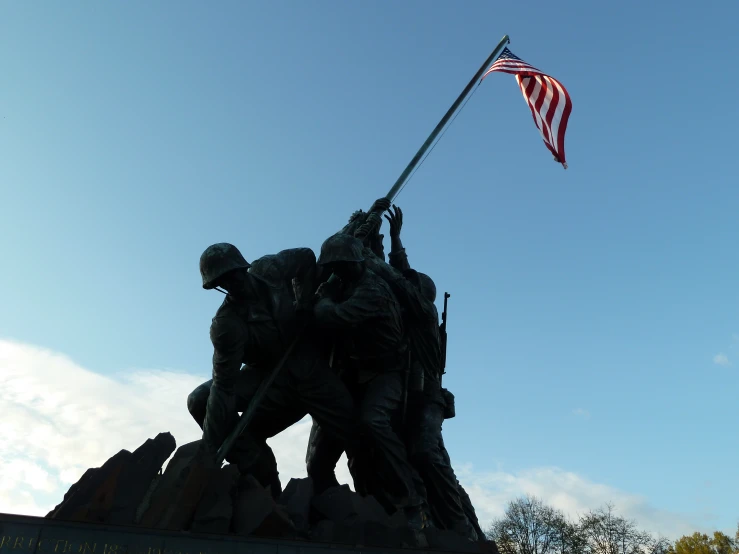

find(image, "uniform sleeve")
[362,247,400,278]
[388,248,411,273]
[366,250,435,323]
[210,316,246,390]
[313,284,381,328]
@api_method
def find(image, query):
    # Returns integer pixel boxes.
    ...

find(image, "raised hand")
[384,205,403,239]
[369,197,391,214]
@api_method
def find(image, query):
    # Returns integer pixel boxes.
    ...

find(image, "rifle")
[216,326,305,465]
[439,292,450,386]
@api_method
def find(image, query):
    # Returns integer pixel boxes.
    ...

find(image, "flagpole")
[385,34,510,201]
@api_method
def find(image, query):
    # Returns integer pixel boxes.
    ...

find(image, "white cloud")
[572,408,590,419]
[0,338,346,515]
[453,465,701,540]
[0,338,704,540]
[713,353,730,366]
[0,338,207,514]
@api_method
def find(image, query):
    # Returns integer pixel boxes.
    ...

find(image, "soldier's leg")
[294,362,356,447]
[305,419,345,493]
[353,399,429,516]
[457,481,485,541]
[358,371,426,523]
[187,379,212,429]
[289,340,359,492]
[306,417,320,467]
[201,356,248,454]
[231,368,305,499]
[187,363,304,499]
[186,373,301,440]
[409,397,476,539]
[438,435,485,540]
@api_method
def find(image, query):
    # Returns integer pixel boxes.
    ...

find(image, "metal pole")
[385,35,510,202]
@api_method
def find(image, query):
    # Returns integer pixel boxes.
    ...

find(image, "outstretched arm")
[210,316,246,389]
[385,205,411,273]
[314,276,383,328]
[367,249,436,323]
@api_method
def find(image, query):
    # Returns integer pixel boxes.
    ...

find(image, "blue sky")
[1,0,737,537]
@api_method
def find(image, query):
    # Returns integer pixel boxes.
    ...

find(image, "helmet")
[199,243,251,289]
[317,233,365,265]
[417,273,437,303]
[404,269,436,303]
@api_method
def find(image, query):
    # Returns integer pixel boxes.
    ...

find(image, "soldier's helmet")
[317,233,365,266]
[417,273,437,303]
[199,243,251,289]
[405,269,437,303]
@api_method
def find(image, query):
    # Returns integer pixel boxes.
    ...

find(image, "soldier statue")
[187,243,358,498]
[187,204,484,540]
[306,231,429,530]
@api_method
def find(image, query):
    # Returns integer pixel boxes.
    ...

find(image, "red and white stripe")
[482,48,572,169]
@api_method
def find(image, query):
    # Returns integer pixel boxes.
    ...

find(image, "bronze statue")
[187,243,358,498]
[307,232,428,530]
[188,202,485,541]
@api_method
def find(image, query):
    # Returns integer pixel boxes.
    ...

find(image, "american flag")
[482,47,572,169]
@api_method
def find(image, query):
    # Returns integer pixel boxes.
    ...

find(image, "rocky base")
[46,433,498,554]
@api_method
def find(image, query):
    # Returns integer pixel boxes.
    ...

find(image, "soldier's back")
[341,269,404,360]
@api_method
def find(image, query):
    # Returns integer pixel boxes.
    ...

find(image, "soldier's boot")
[226,435,282,499]
[457,481,485,540]
[307,462,340,495]
[404,500,433,531]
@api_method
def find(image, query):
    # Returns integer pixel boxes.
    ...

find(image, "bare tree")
[489,495,572,554]
[489,497,669,554]
[551,509,588,554]
[578,503,670,554]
